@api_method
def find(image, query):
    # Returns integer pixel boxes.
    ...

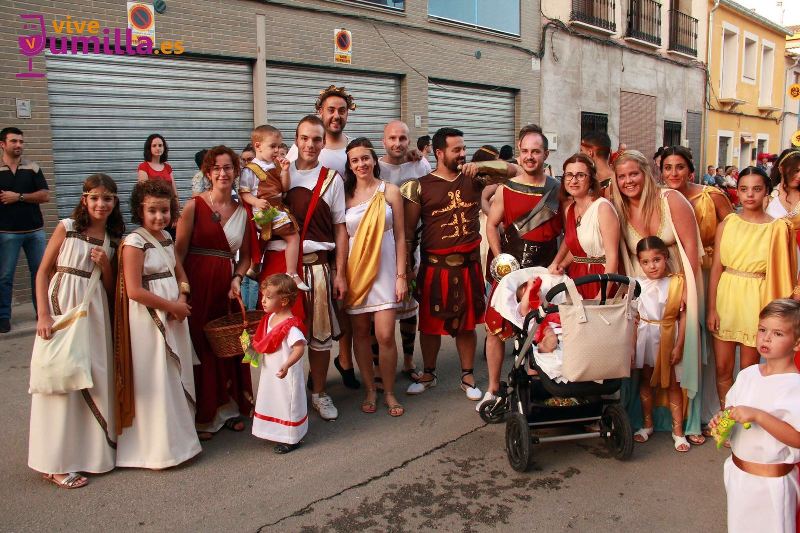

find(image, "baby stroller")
[480,268,640,472]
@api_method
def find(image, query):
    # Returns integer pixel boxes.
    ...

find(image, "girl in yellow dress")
[707,166,797,408]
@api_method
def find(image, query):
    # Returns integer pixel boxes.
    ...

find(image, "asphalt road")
[1,331,727,532]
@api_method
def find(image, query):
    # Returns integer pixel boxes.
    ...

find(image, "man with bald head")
[376,120,430,380]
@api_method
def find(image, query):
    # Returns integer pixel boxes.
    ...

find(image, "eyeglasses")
[563,172,589,182]
[211,165,235,175]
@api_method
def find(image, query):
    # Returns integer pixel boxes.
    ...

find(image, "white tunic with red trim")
[252,316,308,444]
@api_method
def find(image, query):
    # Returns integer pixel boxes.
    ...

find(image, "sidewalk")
[0,303,37,340]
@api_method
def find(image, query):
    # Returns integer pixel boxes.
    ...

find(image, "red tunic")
[137,161,173,182]
[564,203,604,299]
[183,198,253,425]
[416,173,485,336]
[502,184,562,242]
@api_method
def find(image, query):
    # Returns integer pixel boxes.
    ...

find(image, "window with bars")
[580,112,609,138]
[663,121,682,148]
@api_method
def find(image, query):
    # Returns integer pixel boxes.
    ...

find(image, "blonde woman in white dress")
[29,174,123,489]
[115,180,201,469]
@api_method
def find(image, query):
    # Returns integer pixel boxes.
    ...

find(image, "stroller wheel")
[505,412,533,472]
[602,404,633,461]
[479,397,507,424]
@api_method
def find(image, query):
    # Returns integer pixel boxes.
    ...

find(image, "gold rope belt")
[55,266,91,278]
[188,246,234,260]
[142,271,173,283]
[573,255,605,265]
[724,267,765,279]
[640,317,671,325]
[732,454,795,477]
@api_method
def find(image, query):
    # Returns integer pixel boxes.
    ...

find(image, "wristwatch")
[18,193,24,203]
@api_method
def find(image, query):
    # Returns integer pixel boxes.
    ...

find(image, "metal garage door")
[686,111,703,169]
[427,81,516,160]
[619,91,657,158]
[46,54,254,218]
[265,64,400,154]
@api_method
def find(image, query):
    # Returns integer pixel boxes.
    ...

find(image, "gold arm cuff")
[400,179,421,204]
[179,282,191,295]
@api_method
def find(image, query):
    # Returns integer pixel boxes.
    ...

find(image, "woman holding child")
[176,145,254,440]
[611,150,706,448]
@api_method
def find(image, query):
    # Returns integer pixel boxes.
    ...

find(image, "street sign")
[128,2,155,46]
[334,29,351,65]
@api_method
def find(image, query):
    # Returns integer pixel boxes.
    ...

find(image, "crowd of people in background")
[2,82,800,532]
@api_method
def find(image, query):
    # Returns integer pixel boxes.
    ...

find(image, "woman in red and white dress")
[548,152,620,298]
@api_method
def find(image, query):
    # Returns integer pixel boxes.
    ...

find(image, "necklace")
[208,192,221,223]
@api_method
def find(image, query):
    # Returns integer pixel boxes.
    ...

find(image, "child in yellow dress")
[707,166,797,410]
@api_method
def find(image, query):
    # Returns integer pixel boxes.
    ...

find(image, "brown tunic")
[418,172,482,253]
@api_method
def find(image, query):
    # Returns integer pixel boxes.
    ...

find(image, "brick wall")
[1,0,541,305]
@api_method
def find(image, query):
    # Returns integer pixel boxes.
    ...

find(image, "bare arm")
[229,215,252,298]
[403,198,421,272]
[333,223,348,300]
[671,304,687,365]
[122,245,190,319]
[481,184,499,215]
[706,218,727,332]
[727,406,800,448]
[387,185,407,302]
[598,201,620,275]
[0,189,50,204]
[277,341,306,379]
[548,239,570,274]
[170,172,178,200]
[174,199,195,263]
[137,170,149,183]
[35,224,66,338]
[486,185,505,257]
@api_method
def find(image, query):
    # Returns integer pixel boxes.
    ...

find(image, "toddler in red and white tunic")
[251,274,307,454]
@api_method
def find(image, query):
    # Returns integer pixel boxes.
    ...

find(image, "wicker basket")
[204,296,264,358]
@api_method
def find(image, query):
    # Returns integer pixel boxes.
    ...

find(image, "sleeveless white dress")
[345,181,401,315]
[115,231,201,469]
[28,219,116,474]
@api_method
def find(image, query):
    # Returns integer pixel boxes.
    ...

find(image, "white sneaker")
[462,383,482,401]
[311,393,338,421]
[475,391,497,412]
[406,375,437,395]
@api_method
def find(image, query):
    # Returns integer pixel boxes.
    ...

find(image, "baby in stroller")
[485,267,638,471]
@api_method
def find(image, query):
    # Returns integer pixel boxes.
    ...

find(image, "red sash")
[252,313,305,355]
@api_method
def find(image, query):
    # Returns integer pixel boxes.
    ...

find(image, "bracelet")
[397,272,407,279]
[793,285,800,297]
[232,273,244,282]
[179,282,191,295]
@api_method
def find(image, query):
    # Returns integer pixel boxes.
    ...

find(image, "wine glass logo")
[17,13,47,79]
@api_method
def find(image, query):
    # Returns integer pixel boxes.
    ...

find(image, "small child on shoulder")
[239,125,308,291]
[709,299,800,533]
[251,274,307,454]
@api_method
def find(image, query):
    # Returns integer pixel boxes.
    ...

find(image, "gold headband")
[477,146,499,157]
[777,150,800,169]
[82,192,118,197]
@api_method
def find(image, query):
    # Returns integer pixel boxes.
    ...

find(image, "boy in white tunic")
[710,299,800,533]
[251,274,307,453]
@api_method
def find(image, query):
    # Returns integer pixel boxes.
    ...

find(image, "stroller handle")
[544,273,641,304]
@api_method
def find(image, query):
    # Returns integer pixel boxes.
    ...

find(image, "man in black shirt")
[0,127,50,333]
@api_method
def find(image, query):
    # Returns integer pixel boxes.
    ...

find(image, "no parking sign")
[128,2,156,45]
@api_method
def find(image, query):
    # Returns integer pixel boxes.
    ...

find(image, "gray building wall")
[540,31,706,173]
[1,0,542,305]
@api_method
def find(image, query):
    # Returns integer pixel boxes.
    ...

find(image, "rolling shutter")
[265,64,400,154]
[619,90,657,158]
[686,111,703,166]
[46,54,254,218]
[427,81,516,159]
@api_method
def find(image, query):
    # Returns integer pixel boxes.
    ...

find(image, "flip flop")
[223,417,245,432]
[633,427,654,443]
[687,434,706,445]
[672,433,691,453]
[44,473,88,489]
[361,390,377,414]
[384,393,404,417]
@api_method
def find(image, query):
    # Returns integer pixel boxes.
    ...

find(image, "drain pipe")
[703,0,721,172]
